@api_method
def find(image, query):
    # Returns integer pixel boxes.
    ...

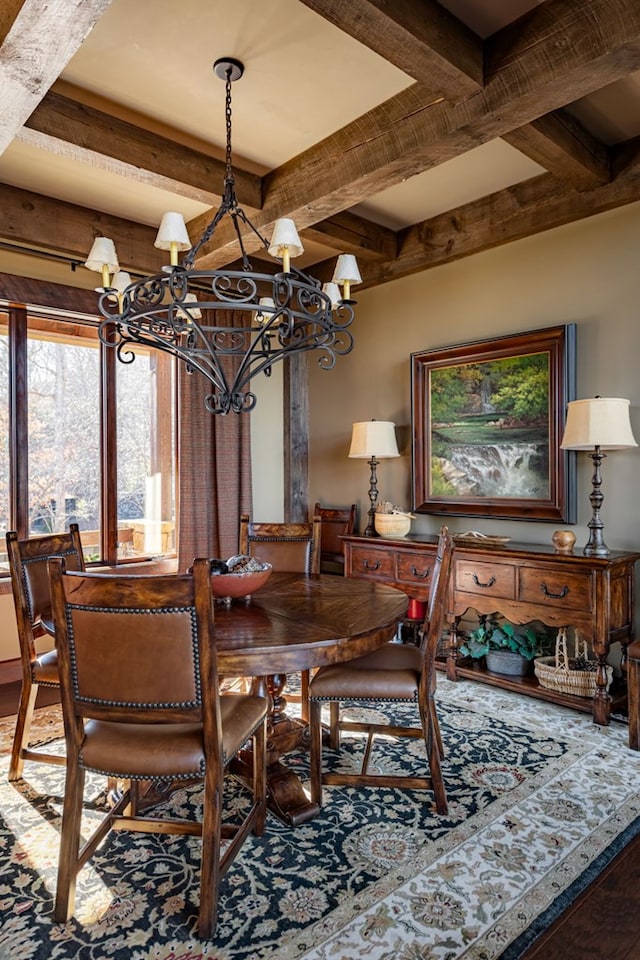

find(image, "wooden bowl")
[210,563,272,601]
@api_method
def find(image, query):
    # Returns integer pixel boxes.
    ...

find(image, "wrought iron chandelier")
[85,57,360,414]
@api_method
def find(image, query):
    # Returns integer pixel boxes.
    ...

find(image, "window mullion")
[101,330,118,563]
[8,306,28,538]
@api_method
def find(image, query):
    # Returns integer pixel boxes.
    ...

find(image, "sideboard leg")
[592,654,612,726]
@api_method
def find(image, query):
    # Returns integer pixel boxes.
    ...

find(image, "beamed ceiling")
[2,0,640,294]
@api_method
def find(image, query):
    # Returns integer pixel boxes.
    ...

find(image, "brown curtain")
[177,310,253,570]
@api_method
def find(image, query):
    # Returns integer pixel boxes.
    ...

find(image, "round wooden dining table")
[212,571,408,825]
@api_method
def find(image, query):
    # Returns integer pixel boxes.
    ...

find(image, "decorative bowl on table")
[208,555,272,603]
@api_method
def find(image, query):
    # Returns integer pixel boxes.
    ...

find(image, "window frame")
[1,293,178,569]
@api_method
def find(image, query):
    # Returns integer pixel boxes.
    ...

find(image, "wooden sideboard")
[343,533,640,726]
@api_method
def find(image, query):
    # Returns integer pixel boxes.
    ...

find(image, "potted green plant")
[459,614,551,676]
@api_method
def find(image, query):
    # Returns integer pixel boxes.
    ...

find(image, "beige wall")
[309,201,640,558]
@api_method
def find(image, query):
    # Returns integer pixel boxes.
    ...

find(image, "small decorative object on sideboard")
[552,530,576,553]
[535,628,613,697]
[374,501,414,539]
[459,614,552,677]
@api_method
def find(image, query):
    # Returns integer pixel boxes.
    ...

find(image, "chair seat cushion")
[309,642,421,701]
[33,648,59,685]
[79,694,267,779]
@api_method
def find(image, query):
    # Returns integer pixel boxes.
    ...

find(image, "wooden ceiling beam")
[297,0,483,98]
[300,211,397,261]
[0,0,115,155]
[4,137,640,289]
[194,0,640,268]
[359,143,640,288]
[20,92,262,209]
[502,110,611,190]
[0,183,164,275]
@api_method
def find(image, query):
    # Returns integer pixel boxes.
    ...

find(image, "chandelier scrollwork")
[87,56,360,414]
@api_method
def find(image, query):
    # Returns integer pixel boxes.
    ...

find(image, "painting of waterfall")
[411,325,576,522]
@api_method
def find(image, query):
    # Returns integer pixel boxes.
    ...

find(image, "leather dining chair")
[48,557,268,940]
[6,524,85,782]
[239,514,322,575]
[239,513,322,717]
[308,525,454,815]
[313,502,357,575]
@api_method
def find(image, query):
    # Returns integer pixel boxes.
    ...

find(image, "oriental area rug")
[1,678,639,960]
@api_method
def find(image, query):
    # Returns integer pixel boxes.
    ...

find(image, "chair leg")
[629,657,640,750]
[198,765,222,940]
[429,698,445,759]
[421,704,447,815]
[329,701,340,751]
[9,679,38,781]
[54,761,86,922]
[300,670,310,722]
[309,700,324,805]
[253,720,267,836]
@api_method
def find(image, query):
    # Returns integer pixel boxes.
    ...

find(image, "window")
[1,302,177,569]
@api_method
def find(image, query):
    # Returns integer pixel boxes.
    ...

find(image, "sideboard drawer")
[349,546,395,581]
[518,566,593,611]
[455,559,516,600]
[397,552,434,588]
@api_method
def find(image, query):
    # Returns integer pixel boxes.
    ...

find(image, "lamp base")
[583,447,610,557]
[583,539,610,557]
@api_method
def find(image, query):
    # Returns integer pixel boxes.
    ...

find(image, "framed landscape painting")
[411,324,577,522]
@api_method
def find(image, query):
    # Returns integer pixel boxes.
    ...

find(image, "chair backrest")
[239,514,321,574]
[48,558,218,732]
[7,525,85,665]
[313,503,357,570]
[420,526,454,681]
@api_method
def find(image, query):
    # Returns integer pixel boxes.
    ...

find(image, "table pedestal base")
[236,673,319,826]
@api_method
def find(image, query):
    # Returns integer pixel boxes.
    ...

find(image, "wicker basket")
[534,629,613,698]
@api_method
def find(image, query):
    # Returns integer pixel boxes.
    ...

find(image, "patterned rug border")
[500,812,640,959]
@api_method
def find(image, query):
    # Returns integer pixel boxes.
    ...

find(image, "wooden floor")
[1,682,639,957]
[519,831,640,960]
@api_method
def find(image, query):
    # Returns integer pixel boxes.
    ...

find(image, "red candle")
[406,598,426,621]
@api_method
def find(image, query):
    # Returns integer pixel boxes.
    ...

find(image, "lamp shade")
[322,281,342,309]
[268,218,304,259]
[332,254,362,286]
[561,398,637,450]
[85,237,119,273]
[176,292,202,320]
[255,297,276,323]
[112,271,132,294]
[349,420,400,459]
[154,212,191,251]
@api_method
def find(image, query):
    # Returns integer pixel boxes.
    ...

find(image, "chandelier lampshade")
[88,56,359,415]
[85,237,119,291]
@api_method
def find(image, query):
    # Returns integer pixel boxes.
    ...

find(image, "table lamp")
[560,397,636,556]
[349,420,400,537]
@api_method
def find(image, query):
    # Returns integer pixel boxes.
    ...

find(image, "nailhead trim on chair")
[309,693,418,703]
[66,604,202,709]
[247,535,317,575]
[78,762,207,780]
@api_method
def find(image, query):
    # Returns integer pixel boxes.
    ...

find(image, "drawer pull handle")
[362,560,380,571]
[472,574,496,589]
[410,565,431,580]
[541,582,569,600]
